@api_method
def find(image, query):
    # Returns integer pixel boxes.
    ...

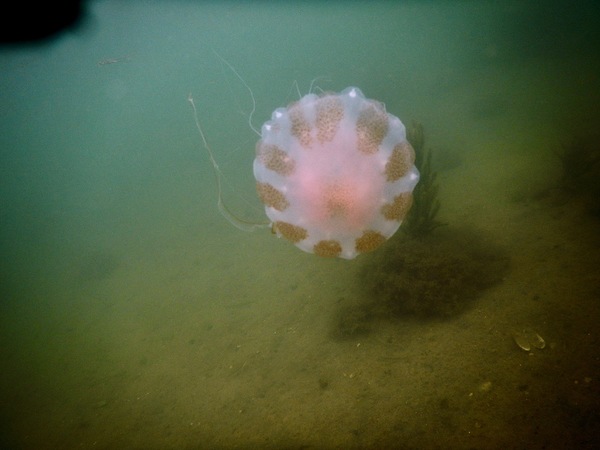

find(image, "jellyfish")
[189,86,419,260]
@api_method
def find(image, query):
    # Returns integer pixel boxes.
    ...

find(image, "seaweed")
[359,228,510,319]
[345,124,510,325]
[556,135,600,194]
[402,121,446,237]
[553,135,600,217]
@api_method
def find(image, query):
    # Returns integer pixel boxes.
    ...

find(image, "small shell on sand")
[512,328,545,351]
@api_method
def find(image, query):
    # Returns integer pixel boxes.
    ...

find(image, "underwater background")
[1,1,599,448]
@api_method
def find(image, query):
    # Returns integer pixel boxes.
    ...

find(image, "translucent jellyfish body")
[254,87,420,259]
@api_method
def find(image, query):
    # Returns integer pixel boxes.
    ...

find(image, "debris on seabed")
[512,328,546,352]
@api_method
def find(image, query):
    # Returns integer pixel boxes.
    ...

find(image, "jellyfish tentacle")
[213,50,259,137]
[187,93,269,232]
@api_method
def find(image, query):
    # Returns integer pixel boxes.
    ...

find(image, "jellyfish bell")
[189,83,419,259]
[254,87,419,259]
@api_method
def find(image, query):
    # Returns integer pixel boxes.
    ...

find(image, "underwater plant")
[402,122,445,237]
[556,135,600,194]
[340,121,510,327]
[551,134,600,217]
[358,228,509,319]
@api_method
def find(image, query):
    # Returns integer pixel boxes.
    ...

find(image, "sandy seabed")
[1,61,599,450]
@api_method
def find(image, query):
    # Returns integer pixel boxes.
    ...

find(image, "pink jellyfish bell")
[254,87,420,259]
